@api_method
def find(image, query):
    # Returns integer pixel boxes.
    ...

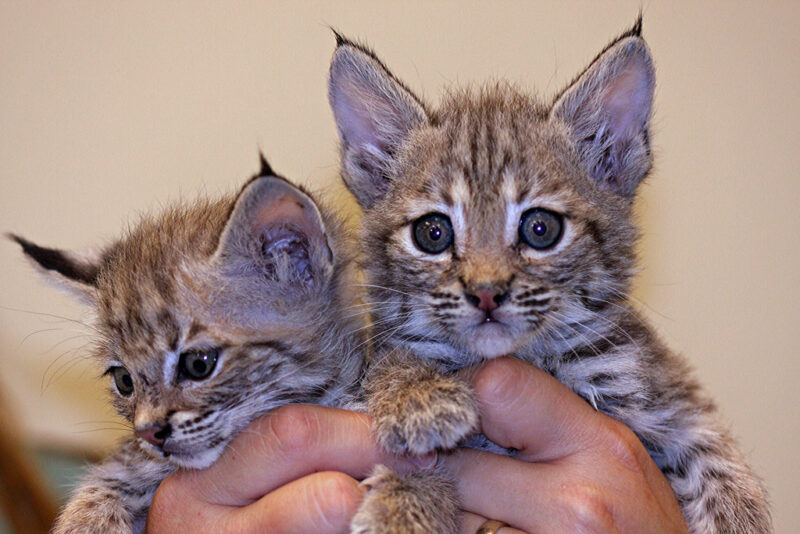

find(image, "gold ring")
[476,519,507,534]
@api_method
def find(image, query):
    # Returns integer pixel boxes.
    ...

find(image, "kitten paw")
[351,465,458,534]
[373,375,479,456]
[52,515,134,534]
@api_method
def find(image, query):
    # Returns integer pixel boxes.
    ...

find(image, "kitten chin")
[163,443,227,470]
[461,323,522,359]
[135,435,228,470]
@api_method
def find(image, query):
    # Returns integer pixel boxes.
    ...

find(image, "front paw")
[372,376,479,455]
[350,465,458,534]
[53,510,134,534]
[52,491,136,534]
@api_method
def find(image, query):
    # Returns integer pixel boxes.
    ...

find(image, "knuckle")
[148,473,204,532]
[600,419,647,474]
[149,474,183,516]
[472,358,520,406]
[559,482,617,532]
[266,404,320,458]
[146,491,170,532]
[309,472,362,528]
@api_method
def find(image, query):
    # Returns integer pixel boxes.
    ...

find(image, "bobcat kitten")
[11,157,365,534]
[328,23,771,534]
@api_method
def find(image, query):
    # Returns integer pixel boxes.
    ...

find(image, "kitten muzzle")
[135,422,172,448]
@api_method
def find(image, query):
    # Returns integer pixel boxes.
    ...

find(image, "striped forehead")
[404,157,577,250]
[103,304,181,358]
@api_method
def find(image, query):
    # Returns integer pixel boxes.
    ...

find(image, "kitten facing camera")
[11,157,365,534]
[328,21,772,534]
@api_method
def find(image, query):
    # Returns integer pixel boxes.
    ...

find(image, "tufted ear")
[214,160,333,287]
[550,21,655,197]
[328,34,429,209]
[8,233,101,303]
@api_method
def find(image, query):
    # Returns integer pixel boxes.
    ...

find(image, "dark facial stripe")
[244,340,314,365]
[157,309,180,352]
[186,321,207,342]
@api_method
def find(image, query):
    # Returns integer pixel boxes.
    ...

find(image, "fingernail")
[407,451,438,470]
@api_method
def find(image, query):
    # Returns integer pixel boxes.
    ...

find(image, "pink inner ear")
[252,194,312,235]
[601,62,651,136]
[332,80,390,151]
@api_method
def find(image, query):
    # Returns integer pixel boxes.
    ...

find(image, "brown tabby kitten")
[11,157,365,534]
[328,22,772,534]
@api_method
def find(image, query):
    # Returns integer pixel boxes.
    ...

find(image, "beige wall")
[1,1,797,530]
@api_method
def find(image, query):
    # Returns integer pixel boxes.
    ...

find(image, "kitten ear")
[8,233,101,303]
[214,161,333,287]
[550,24,655,197]
[328,35,429,208]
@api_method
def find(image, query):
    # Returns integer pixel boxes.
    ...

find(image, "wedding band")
[476,519,507,534]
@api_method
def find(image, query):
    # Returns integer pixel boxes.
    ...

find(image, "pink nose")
[465,288,507,311]
[135,423,171,447]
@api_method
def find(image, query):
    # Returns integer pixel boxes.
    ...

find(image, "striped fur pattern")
[12,159,365,534]
[329,23,771,534]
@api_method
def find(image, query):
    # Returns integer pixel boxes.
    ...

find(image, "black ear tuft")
[630,13,643,38]
[8,233,99,285]
[258,152,275,177]
[331,27,347,47]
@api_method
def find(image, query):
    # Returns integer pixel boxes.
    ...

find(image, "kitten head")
[11,157,363,468]
[329,24,654,363]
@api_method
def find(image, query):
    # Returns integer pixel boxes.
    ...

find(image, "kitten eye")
[179,349,219,381]
[412,213,453,254]
[109,367,134,396]
[519,208,564,250]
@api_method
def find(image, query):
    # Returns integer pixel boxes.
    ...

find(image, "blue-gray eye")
[179,349,219,380]
[412,213,453,254]
[519,208,564,249]
[110,367,134,396]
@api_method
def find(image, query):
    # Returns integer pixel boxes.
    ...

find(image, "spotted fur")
[329,22,771,534]
[12,158,365,534]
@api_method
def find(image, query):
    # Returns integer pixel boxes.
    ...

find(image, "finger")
[230,471,364,534]
[446,448,560,530]
[147,471,364,534]
[177,404,415,506]
[448,448,667,534]
[468,357,600,461]
[461,512,528,534]
[147,478,229,533]
[469,358,676,510]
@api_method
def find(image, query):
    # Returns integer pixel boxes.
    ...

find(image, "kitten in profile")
[328,21,771,534]
[11,156,365,534]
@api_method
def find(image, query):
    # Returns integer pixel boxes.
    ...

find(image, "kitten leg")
[657,422,772,534]
[350,464,459,534]
[53,438,174,534]
[366,350,479,456]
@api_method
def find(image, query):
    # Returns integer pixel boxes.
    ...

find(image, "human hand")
[145,405,418,534]
[449,357,689,534]
[147,359,690,534]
